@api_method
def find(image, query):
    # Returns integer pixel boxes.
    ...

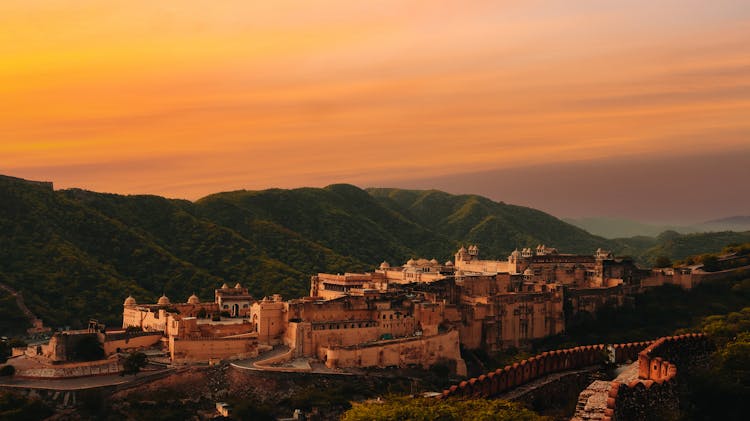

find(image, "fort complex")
[7,245,726,378]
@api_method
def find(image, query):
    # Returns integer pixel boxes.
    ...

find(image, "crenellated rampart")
[439,341,652,399]
[602,333,712,421]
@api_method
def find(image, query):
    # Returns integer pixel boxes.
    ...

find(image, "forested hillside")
[367,188,611,254]
[1,174,747,332]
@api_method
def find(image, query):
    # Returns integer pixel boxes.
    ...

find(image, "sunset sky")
[2,1,749,222]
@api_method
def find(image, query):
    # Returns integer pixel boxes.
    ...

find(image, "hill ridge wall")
[603,333,712,421]
[438,340,652,399]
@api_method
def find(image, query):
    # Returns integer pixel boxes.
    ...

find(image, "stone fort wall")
[323,330,466,375]
[169,336,259,363]
[603,333,712,421]
[13,359,123,379]
[439,341,651,399]
[103,332,163,355]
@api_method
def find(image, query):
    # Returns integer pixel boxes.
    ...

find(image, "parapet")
[603,333,712,421]
[439,341,652,400]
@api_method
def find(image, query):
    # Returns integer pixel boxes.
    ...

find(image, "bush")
[701,255,720,272]
[0,365,15,376]
[122,352,147,376]
[654,255,672,268]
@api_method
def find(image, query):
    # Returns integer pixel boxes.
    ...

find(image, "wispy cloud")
[1,1,748,204]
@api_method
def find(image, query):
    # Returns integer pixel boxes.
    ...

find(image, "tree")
[654,256,672,268]
[702,255,720,272]
[0,365,15,376]
[122,352,147,376]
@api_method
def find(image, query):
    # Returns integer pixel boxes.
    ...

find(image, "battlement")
[439,340,652,399]
[602,333,712,421]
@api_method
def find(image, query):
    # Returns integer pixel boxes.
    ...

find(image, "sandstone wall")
[170,337,258,363]
[103,332,163,355]
[439,341,650,399]
[603,333,712,421]
[14,359,123,379]
[324,330,466,375]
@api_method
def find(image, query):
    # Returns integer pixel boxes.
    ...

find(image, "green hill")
[367,188,612,255]
[622,230,750,265]
[195,184,453,265]
[1,174,748,333]
[0,176,305,329]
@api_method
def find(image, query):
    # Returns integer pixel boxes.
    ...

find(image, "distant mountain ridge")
[1,174,748,333]
[566,216,750,239]
[705,216,750,225]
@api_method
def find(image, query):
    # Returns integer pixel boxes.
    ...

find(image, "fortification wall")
[324,330,466,375]
[603,333,712,421]
[103,333,163,355]
[43,332,101,362]
[439,341,650,399]
[196,321,254,337]
[13,359,123,379]
[169,336,258,363]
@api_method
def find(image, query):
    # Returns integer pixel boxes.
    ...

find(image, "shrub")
[122,352,147,376]
[0,365,15,376]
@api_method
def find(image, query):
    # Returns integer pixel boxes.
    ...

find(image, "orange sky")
[2,0,749,201]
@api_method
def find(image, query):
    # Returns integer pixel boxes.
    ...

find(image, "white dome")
[234,282,242,289]
[221,283,229,289]
[379,261,390,269]
[124,296,137,306]
[445,261,454,266]
[429,258,439,265]
[187,294,200,304]
[157,294,171,305]
[406,258,416,266]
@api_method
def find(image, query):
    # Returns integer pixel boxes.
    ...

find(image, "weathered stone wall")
[508,368,602,413]
[324,330,466,375]
[602,333,713,421]
[439,341,650,399]
[103,332,163,355]
[43,331,101,362]
[13,359,123,379]
[169,336,258,363]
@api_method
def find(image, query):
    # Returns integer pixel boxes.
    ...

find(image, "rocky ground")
[39,362,458,420]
